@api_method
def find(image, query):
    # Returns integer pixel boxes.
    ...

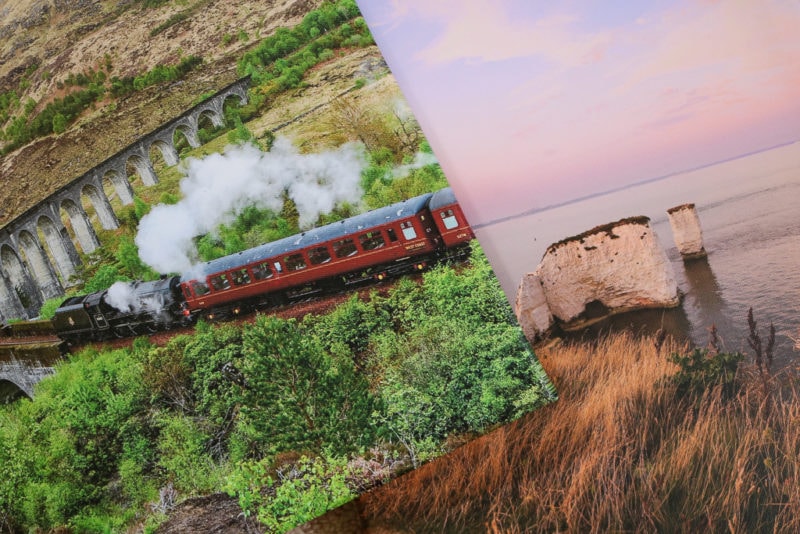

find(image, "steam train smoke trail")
[106,281,164,315]
[135,138,367,275]
[106,281,143,313]
[392,151,439,177]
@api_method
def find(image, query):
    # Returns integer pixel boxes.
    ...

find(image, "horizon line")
[472,139,799,230]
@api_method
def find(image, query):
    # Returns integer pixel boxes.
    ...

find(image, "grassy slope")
[0,0,331,226]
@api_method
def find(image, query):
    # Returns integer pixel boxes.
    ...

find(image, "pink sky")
[357,0,800,225]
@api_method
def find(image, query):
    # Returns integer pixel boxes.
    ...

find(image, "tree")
[52,113,67,134]
[115,236,157,280]
[326,95,389,152]
[239,316,378,456]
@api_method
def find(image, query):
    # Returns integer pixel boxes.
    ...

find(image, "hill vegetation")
[0,0,357,225]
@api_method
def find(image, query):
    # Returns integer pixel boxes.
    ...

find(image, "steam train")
[49,187,474,344]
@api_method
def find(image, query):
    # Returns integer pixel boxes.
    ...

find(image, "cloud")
[619,1,800,93]
[382,0,612,67]
[362,0,800,224]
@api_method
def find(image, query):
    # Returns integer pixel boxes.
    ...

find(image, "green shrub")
[226,454,355,528]
[373,315,545,444]
[83,265,130,293]
[159,191,180,205]
[156,414,220,493]
[116,235,159,280]
[239,316,378,457]
[667,348,744,398]
[309,293,390,356]
[0,347,149,530]
[133,196,151,221]
[38,296,67,320]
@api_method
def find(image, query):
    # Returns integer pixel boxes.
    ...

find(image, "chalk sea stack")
[667,203,707,259]
[515,217,681,340]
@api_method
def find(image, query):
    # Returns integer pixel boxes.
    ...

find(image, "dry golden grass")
[358,332,800,533]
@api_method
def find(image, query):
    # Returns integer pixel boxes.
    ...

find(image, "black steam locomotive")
[51,277,187,343]
[50,188,474,343]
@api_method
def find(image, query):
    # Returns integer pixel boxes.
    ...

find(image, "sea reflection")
[679,256,736,346]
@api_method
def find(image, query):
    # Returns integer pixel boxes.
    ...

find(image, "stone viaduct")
[0,354,57,403]
[0,77,249,321]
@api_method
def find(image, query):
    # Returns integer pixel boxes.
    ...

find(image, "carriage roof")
[181,191,435,282]
[428,187,457,210]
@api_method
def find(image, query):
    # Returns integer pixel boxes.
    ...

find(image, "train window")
[400,221,417,240]
[191,281,210,296]
[441,209,459,230]
[333,238,357,258]
[387,228,398,242]
[182,286,192,300]
[284,253,307,271]
[309,246,332,265]
[210,274,231,291]
[231,268,251,286]
[252,262,273,281]
[359,231,385,251]
[274,261,283,273]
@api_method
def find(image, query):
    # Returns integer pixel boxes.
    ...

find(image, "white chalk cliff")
[515,217,680,338]
[515,273,554,342]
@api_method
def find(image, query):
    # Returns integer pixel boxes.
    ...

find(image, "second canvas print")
[352,1,800,532]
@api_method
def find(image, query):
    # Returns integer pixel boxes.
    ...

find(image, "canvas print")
[0,1,555,532]
[350,1,800,531]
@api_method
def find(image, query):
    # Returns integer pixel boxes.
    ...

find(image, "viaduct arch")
[0,78,249,320]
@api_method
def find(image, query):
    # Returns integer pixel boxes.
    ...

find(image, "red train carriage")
[429,187,475,254]
[180,192,441,319]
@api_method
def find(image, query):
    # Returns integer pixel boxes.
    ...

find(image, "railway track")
[0,336,61,347]
[0,275,413,356]
[0,335,63,364]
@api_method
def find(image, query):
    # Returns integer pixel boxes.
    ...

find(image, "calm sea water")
[476,142,800,365]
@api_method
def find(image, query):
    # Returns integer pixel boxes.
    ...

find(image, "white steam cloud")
[106,281,165,315]
[135,138,368,275]
[392,151,439,178]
